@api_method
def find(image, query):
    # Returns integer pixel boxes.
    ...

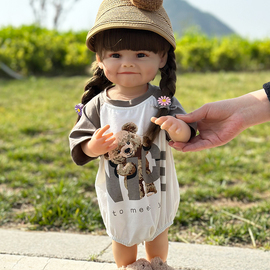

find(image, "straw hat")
[86,0,176,52]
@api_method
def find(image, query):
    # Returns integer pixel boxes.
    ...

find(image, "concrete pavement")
[0,229,269,270]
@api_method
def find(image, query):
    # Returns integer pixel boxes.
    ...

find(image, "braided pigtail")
[76,61,112,123]
[159,46,176,98]
[145,46,177,143]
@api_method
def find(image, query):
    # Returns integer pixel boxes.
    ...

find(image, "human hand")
[81,125,117,157]
[151,115,191,143]
[171,99,245,152]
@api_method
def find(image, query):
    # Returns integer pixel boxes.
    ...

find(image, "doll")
[69,0,196,268]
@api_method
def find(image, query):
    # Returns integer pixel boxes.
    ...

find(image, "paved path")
[0,229,269,270]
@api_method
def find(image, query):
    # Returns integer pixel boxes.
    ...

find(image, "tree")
[29,0,80,29]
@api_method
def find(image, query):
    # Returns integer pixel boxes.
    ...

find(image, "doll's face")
[97,50,167,89]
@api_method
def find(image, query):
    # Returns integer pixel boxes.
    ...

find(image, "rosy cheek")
[103,69,110,76]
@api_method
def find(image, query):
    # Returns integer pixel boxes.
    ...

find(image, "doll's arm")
[81,125,117,157]
[151,116,191,143]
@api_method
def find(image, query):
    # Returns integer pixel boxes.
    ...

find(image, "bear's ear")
[122,122,138,133]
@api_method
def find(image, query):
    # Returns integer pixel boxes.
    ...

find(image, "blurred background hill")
[164,0,235,37]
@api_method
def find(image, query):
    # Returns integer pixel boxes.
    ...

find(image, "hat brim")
[86,6,176,52]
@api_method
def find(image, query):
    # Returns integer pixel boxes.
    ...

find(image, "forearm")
[238,89,270,129]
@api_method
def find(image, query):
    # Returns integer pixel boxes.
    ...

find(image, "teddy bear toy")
[104,122,157,199]
[117,257,175,270]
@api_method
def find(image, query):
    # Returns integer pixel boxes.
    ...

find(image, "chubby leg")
[112,240,137,268]
[145,228,169,262]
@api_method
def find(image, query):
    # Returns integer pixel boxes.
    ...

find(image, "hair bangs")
[95,28,170,58]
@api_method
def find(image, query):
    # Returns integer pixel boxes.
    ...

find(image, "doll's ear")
[159,52,168,69]
[96,54,104,69]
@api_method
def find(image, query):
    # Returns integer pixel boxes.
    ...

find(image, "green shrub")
[210,36,251,71]
[256,39,270,70]
[176,32,214,72]
[1,25,270,76]
[175,31,270,73]
[0,25,93,76]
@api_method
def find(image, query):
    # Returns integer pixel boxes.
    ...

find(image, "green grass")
[0,71,269,249]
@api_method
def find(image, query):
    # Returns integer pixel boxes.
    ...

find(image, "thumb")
[176,105,208,123]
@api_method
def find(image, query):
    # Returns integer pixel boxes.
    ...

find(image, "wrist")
[263,82,270,102]
[81,140,99,158]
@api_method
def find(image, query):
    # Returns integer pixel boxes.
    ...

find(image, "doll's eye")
[111,53,120,58]
[137,53,146,58]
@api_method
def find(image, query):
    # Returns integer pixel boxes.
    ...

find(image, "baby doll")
[69,0,196,268]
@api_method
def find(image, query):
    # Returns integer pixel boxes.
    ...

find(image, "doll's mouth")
[118,72,138,74]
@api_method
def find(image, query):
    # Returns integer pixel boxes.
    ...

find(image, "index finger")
[151,116,169,125]
[95,125,111,138]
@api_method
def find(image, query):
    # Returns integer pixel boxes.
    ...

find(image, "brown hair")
[78,28,176,143]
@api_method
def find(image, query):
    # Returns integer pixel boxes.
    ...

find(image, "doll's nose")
[122,62,135,68]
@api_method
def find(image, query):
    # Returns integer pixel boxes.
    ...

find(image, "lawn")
[0,71,269,250]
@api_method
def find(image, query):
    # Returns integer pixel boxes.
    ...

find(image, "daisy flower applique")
[75,103,84,116]
[157,96,171,109]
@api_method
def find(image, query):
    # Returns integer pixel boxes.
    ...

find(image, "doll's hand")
[81,125,117,157]
[151,116,191,143]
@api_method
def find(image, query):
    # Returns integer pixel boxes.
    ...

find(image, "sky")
[0,0,270,40]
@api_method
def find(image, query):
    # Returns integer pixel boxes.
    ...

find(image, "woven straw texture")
[131,0,163,11]
[86,0,175,52]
